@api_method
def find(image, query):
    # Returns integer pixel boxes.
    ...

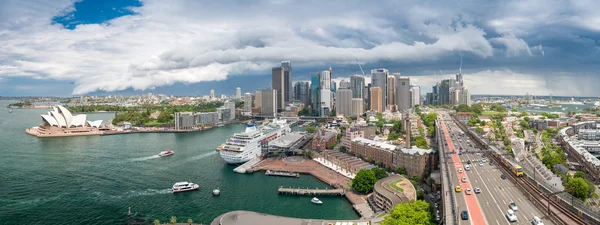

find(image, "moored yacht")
[172,182,199,193]
[219,119,291,164]
[159,150,174,157]
[311,197,322,204]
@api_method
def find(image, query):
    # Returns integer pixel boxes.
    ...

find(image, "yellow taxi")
[455,186,462,193]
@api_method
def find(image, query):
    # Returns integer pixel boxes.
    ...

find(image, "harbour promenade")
[250,157,375,218]
[210,210,376,225]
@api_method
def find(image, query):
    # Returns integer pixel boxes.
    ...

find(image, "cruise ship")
[219,119,291,164]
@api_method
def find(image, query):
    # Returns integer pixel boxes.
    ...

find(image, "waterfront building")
[217,107,232,122]
[123,122,132,130]
[370,87,382,113]
[260,88,277,117]
[371,68,388,108]
[349,138,433,177]
[578,129,600,140]
[236,87,242,99]
[272,66,285,110]
[335,89,353,117]
[244,93,253,112]
[225,101,236,121]
[410,85,420,107]
[387,75,396,107]
[197,112,219,126]
[312,127,337,151]
[254,90,262,109]
[175,112,195,130]
[396,76,411,110]
[311,73,320,116]
[210,89,215,100]
[293,81,310,107]
[352,98,364,117]
[341,127,364,153]
[26,105,104,137]
[350,75,365,99]
[319,69,332,117]
[373,175,416,212]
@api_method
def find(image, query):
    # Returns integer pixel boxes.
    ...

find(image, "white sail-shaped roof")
[86,120,103,128]
[50,110,67,128]
[41,115,59,127]
[57,105,73,127]
[71,114,87,127]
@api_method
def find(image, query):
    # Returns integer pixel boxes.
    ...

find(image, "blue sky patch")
[52,0,142,29]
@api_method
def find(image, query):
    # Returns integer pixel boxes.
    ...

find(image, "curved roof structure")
[40,106,87,128]
[86,120,103,128]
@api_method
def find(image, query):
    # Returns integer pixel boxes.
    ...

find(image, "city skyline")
[2,0,600,97]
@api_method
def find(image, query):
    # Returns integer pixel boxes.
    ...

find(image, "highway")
[439,112,554,225]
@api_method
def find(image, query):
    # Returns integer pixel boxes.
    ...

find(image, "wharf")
[265,170,299,178]
[233,158,261,174]
[278,187,344,196]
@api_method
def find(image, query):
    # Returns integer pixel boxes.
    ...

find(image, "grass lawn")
[390,179,404,192]
[481,111,504,116]
[144,120,169,126]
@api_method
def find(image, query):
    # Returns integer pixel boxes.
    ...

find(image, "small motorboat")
[159,150,174,157]
[213,188,220,196]
[172,182,199,193]
[311,197,322,204]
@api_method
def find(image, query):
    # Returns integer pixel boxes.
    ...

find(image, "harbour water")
[0,101,358,225]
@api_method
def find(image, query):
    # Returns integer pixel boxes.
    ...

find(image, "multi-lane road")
[439,112,554,225]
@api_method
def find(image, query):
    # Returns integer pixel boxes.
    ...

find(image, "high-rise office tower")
[281,61,292,105]
[335,89,353,117]
[460,86,471,106]
[438,79,452,105]
[259,88,277,117]
[339,80,350,89]
[236,87,241,99]
[364,84,371,110]
[311,73,320,116]
[396,76,411,110]
[387,75,396,107]
[331,82,337,93]
[410,85,421,107]
[294,81,310,107]
[224,101,236,121]
[319,69,332,117]
[352,98,364,117]
[371,68,388,108]
[370,87,382,113]
[210,89,215,99]
[243,93,252,112]
[350,75,365,98]
[272,66,285,110]
[254,90,262,109]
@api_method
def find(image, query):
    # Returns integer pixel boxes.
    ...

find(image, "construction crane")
[355,58,366,76]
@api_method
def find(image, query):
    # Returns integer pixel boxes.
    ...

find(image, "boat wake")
[129,155,161,162]
[182,151,217,163]
[92,189,172,200]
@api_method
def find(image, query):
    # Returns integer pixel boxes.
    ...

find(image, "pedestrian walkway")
[313,157,356,179]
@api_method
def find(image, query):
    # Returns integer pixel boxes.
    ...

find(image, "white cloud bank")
[0,0,597,95]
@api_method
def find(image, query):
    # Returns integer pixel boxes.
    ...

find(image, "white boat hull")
[172,184,199,193]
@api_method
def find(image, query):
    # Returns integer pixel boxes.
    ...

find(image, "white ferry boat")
[172,182,199,193]
[219,119,291,164]
[159,149,174,157]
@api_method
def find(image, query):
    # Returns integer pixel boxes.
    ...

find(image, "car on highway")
[436,214,440,221]
[461,211,469,220]
[466,188,471,195]
[506,209,517,222]
[461,177,467,183]
[482,158,487,162]
[501,174,507,179]
[455,186,461,192]
[475,187,481,194]
[509,202,518,211]
[458,168,463,173]
[479,162,484,166]
[532,216,544,225]
[465,165,471,171]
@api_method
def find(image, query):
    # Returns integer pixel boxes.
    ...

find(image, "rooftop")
[269,133,305,148]
[210,211,370,225]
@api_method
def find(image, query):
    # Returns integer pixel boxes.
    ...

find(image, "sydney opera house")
[26,105,105,137]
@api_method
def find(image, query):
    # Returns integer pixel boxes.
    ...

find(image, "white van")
[465,165,471,171]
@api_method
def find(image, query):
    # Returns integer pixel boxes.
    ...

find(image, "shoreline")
[26,123,241,138]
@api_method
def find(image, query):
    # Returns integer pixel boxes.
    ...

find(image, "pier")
[265,170,299,178]
[278,187,345,196]
[233,158,262,174]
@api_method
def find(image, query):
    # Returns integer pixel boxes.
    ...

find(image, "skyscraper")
[294,81,310,107]
[438,79,452,105]
[370,87,382,113]
[319,69,332,117]
[387,75,396,107]
[339,80,349,89]
[210,89,215,99]
[350,75,365,98]
[254,90,262,109]
[311,73,320,116]
[243,93,252,112]
[272,66,285,110]
[224,101,236,121]
[281,61,292,105]
[371,68,388,108]
[364,83,371,110]
[410,85,420,107]
[236,87,241,99]
[260,88,277,117]
[396,76,411,110]
[352,98,364,116]
[335,89,353,117]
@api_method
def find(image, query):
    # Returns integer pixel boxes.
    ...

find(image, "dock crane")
[355,58,366,76]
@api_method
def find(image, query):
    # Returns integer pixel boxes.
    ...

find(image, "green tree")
[170,216,177,225]
[566,177,590,201]
[471,103,483,115]
[391,120,403,133]
[574,171,586,179]
[381,200,433,225]
[372,167,389,180]
[456,104,471,112]
[411,175,421,183]
[416,189,425,200]
[339,146,346,152]
[519,120,530,129]
[154,220,160,225]
[305,125,317,133]
[413,136,428,149]
[298,108,310,116]
[475,126,484,133]
[188,218,193,225]
[376,121,385,132]
[524,116,531,122]
[395,167,407,175]
[351,169,378,193]
[503,136,511,147]
[157,111,172,123]
[388,132,401,140]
